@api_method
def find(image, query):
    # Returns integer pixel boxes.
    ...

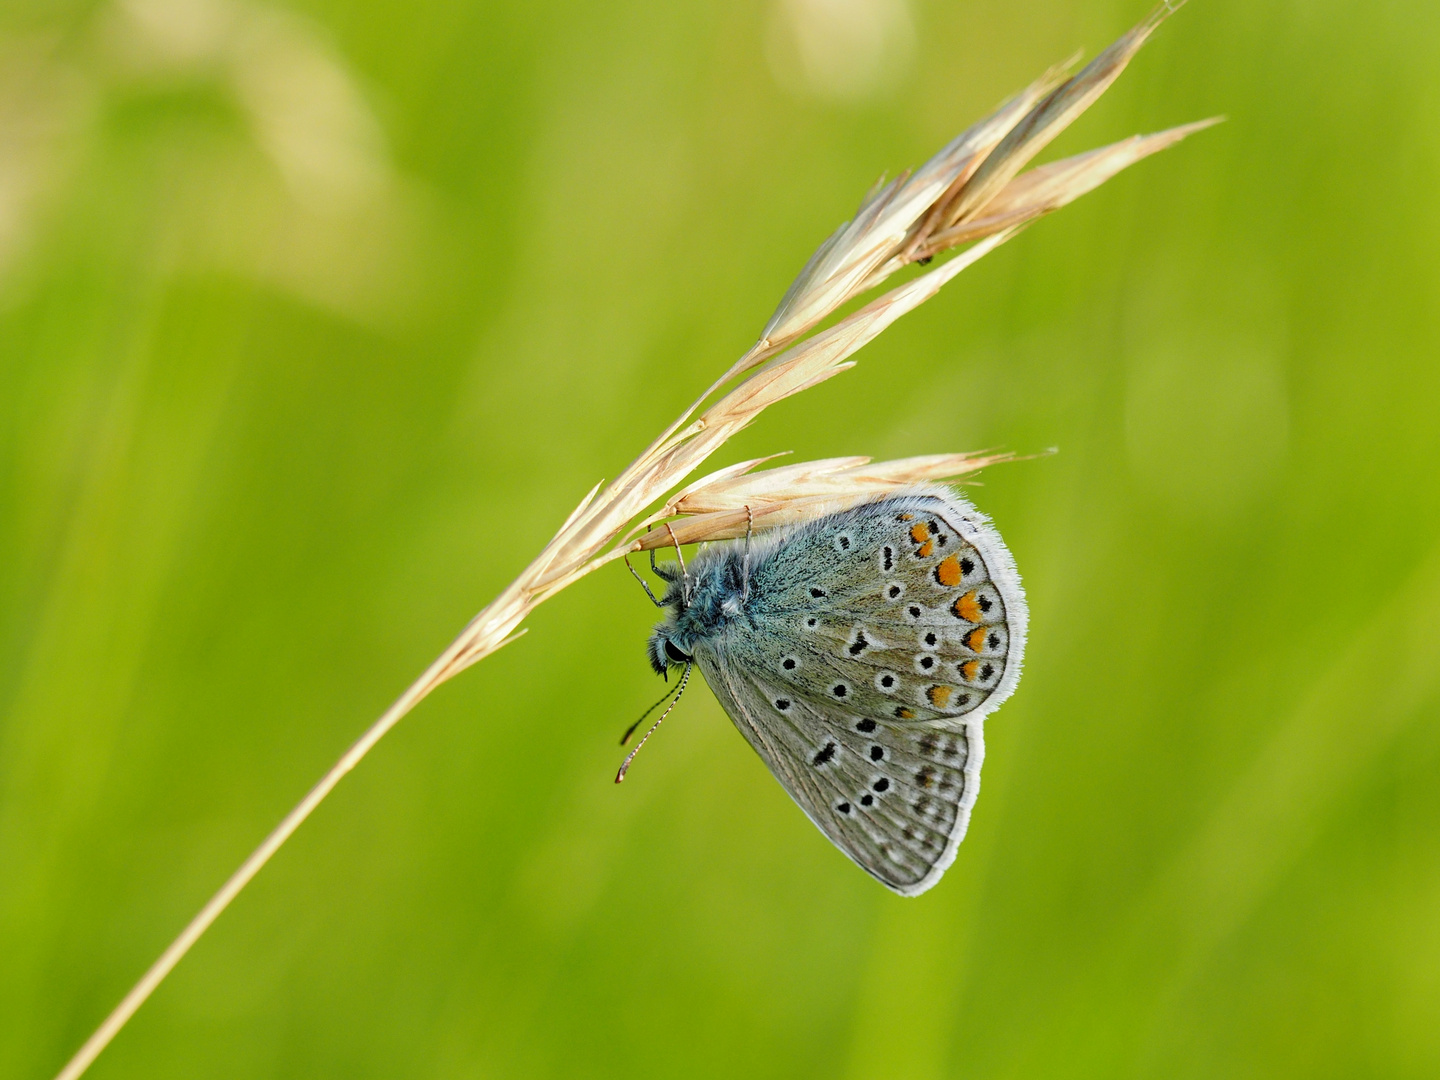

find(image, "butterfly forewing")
[689,489,1026,895]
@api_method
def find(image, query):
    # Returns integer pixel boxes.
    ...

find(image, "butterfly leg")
[664,523,690,606]
[741,504,754,602]
[624,552,665,607]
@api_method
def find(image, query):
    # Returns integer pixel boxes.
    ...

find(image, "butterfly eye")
[664,640,692,664]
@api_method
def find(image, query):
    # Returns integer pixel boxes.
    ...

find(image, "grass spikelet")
[633,451,1032,548]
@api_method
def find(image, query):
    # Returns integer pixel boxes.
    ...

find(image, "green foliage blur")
[3,0,1439,1076]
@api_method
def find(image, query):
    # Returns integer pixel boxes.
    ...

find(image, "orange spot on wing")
[926,685,953,708]
[909,522,930,544]
[959,660,980,682]
[952,591,982,622]
[917,539,935,558]
[896,707,914,719]
[964,626,988,652]
[898,513,914,521]
[935,554,962,587]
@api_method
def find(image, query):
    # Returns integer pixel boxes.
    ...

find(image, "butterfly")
[624,484,1027,896]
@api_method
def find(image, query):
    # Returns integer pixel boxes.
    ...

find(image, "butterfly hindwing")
[704,651,983,894]
[687,488,1026,895]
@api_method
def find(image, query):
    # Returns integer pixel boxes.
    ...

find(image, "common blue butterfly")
[627,484,1027,895]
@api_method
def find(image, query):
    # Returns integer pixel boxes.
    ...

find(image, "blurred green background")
[3,0,1439,1077]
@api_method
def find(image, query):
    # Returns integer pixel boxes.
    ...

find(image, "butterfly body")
[646,485,1027,895]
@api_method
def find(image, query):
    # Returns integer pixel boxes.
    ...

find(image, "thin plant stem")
[52,630,476,1080]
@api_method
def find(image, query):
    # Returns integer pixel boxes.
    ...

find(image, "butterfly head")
[643,537,755,675]
[644,555,708,675]
[646,555,741,675]
[647,628,694,676]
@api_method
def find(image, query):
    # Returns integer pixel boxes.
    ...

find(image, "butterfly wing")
[701,651,985,895]
[693,488,1025,895]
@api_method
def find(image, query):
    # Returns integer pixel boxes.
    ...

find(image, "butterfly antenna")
[620,677,684,745]
[664,523,690,607]
[616,662,691,783]
[741,504,754,602]
[624,551,664,607]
